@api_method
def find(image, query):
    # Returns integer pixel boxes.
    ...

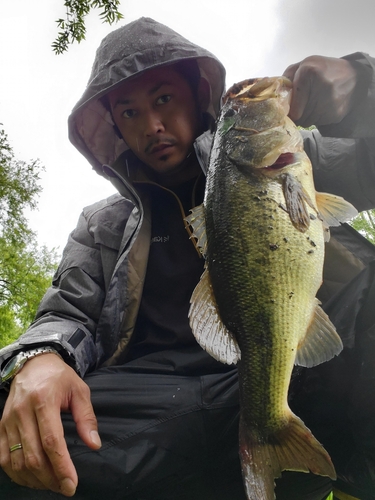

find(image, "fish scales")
[206,147,324,432]
[187,76,358,499]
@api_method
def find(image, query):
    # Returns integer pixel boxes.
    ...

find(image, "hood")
[68,17,226,176]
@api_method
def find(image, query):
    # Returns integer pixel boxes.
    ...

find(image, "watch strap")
[19,346,61,364]
[1,346,62,387]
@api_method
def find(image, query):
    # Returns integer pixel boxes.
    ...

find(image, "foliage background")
[0,2,122,350]
[351,211,375,245]
[0,128,59,348]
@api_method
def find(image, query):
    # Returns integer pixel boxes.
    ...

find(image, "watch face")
[1,353,25,382]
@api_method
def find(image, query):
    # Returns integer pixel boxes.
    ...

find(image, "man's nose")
[144,111,165,136]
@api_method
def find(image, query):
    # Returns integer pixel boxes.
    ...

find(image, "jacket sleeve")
[302,52,375,212]
[303,132,375,211]
[0,210,107,377]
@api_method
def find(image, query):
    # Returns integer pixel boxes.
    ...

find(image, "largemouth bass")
[187,76,358,499]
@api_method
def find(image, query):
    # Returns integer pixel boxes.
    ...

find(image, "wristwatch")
[0,347,61,388]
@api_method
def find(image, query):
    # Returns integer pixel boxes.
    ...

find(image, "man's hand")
[0,354,101,496]
[283,55,359,128]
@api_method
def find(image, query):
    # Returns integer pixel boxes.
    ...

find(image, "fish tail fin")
[239,413,336,500]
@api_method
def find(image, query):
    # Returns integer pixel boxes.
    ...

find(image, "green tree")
[0,128,59,348]
[350,209,375,245]
[52,0,123,54]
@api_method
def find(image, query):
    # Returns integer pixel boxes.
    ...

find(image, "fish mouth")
[224,77,293,103]
[263,153,296,170]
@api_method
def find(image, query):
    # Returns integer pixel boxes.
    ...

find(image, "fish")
[186,76,358,499]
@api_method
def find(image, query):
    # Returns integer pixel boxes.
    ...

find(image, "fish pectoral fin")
[185,203,207,257]
[295,299,343,368]
[239,413,336,500]
[316,192,358,241]
[189,268,241,365]
[282,172,315,232]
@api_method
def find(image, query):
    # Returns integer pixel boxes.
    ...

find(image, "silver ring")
[9,443,23,453]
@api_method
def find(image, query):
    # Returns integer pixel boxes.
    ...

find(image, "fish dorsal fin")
[189,268,241,365]
[295,299,343,368]
[316,192,358,242]
[185,203,207,257]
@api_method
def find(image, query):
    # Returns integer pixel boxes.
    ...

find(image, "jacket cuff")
[0,323,98,377]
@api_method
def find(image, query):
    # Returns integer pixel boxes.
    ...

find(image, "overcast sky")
[0,0,374,252]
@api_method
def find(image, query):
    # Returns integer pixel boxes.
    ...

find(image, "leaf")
[52,0,124,54]
[350,210,375,245]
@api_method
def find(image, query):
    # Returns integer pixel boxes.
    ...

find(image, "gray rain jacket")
[1,17,375,377]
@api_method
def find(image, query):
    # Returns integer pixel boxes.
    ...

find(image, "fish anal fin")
[239,413,336,500]
[295,299,343,368]
[185,203,207,257]
[189,268,241,365]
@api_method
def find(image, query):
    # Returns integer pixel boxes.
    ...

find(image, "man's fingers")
[283,62,299,82]
[283,55,360,127]
[0,355,83,496]
[289,82,311,124]
[34,400,78,496]
[0,356,98,496]
[0,424,24,479]
[70,383,101,450]
[3,428,25,473]
[7,449,49,491]
[9,404,74,495]
[0,421,52,491]
[283,62,314,124]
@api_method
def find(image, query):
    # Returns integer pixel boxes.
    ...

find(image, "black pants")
[5,259,375,500]
[0,364,332,500]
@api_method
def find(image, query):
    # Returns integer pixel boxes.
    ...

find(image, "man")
[0,17,375,500]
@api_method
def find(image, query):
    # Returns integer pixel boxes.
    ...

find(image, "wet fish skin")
[187,77,357,499]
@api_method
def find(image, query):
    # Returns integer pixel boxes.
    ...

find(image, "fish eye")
[223,108,237,118]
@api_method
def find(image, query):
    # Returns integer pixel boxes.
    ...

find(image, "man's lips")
[150,144,173,155]
[145,138,177,155]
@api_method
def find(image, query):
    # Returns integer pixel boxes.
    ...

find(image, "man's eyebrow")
[149,81,172,95]
[112,97,132,108]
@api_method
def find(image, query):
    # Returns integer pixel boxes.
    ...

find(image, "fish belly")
[206,159,324,417]
[205,158,335,499]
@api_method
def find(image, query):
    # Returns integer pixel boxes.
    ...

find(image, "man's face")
[108,66,203,175]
